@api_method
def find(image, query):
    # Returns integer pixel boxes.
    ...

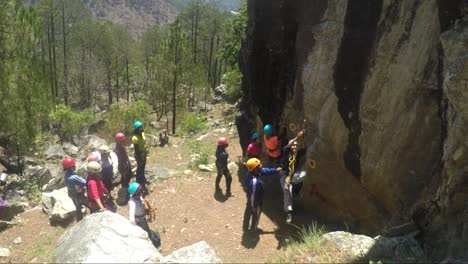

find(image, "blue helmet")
[263,124,273,136]
[133,121,143,129]
[128,182,141,197]
[252,132,260,140]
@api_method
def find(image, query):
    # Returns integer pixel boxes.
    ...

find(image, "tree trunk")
[107,62,112,105]
[61,1,69,105]
[47,26,55,99]
[207,31,215,83]
[116,58,120,103]
[50,7,58,101]
[125,55,130,102]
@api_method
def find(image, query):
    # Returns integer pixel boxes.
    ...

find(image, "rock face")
[322,231,424,262]
[54,211,163,263]
[238,0,468,260]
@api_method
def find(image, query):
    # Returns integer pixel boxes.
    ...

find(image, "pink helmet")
[115,132,126,142]
[62,157,76,169]
[87,154,100,162]
[217,137,228,146]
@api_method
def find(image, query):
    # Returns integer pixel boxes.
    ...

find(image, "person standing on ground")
[280,130,307,223]
[86,161,112,213]
[242,158,282,232]
[263,124,281,162]
[128,182,161,248]
[215,137,233,197]
[246,132,262,160]
[132,121,148,191]
[99,145,114,194]
[62,157,86,221]
[115,132,132,202]
[159,129,169,147]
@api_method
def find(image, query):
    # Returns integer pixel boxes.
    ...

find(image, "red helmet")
[217,137,228,146]
[62,157,76,169]
[115,132,126,142]
[87,154,100,162]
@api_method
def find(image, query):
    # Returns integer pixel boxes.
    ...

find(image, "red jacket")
[86,174,108,209]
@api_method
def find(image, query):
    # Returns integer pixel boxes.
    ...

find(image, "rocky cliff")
[237,0,468,260]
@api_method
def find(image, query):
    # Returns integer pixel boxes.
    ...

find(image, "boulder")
[81,135,107,152]
[54,212,163,263]
[198,164,214,172]
[0,248,10,258]
[145,134,159,147]
[163,241,221,263]
[213,84,228,103]
[0,220,17,231]
[322,231,423,262]
[41,163,65,192]
[44,144,67,160]
[0,198,29,221]
[24,165,54,188]
[42,187,76,224]
[62,143,79,157]
[87,119,106,135]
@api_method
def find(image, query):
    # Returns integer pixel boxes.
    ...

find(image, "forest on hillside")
[0,0,246,170]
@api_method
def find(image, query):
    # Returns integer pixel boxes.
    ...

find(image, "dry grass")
[271,223,355,263]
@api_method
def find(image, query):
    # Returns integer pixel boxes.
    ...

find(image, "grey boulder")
[42,187,76,224]
[163,241,221,263]
[44,144,67,160]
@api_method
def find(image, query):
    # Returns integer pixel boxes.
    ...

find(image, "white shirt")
[128,196,146,222]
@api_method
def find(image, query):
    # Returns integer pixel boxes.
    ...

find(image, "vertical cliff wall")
[238,0,468,260]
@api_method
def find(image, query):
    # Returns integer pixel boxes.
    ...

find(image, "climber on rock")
[246,132,262,160]
[62,157,86,221]
[280,130,307,223]
[263,124,281,163]
[242,158,282,232]
[215,137,233,197]
[128,182,161,248]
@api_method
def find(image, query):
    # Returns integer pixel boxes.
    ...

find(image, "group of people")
[215,123,309,233]
[61,121,161,248]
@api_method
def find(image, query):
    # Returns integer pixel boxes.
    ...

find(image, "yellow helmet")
[246,158,261,172]
[87,161,102,174]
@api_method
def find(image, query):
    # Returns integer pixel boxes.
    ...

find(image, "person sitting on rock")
[263,124,281,162]
[215,137,232,197]
[99,145,115,194]
[246,132,262,160]
[62,157,86,221]
[128,182,161,248]
[114,133,132,192]
[280,130,307,223]
[242,158,282,232]
[86,161,113,213]
[158,129,169,147]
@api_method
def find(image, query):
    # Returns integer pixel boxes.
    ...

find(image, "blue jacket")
[247,168,277,208]
[64,171,86,196]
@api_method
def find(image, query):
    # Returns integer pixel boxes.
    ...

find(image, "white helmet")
[98,145,111,154]
[87,161,102,174]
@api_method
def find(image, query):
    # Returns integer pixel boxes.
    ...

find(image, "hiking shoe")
[215,187,222,193]
[253,227,263,233]
[286,212,292,223]
[226,192,234,197]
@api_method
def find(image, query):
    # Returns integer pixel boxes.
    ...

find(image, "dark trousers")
[242,201,262,231]
[119,164,132,189]
[69,192,84,221]
[215,166,232,193]
[136,217,161,248]
[136,158,147,186]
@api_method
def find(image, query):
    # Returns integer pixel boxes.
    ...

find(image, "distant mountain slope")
[169,0,241,11]
[81,0,177,38]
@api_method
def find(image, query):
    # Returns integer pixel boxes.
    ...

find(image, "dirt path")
[1,103,318,263]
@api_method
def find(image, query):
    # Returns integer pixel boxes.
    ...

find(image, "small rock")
[30,257,38,263]
[198,164,213,172]
[196,134,209,141]
[0,248,10,257]
[184,170,193,175]
[13,237,22,244]
[197,177,204,181]
[180,228,187,233]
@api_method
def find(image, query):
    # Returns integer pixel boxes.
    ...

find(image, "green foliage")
[187,140,211,168]
[106,100,151,135]
[48,104,93,141]
[219,0,247,67]
[178,112,208,135]
[222,65,242,102]
[19,176,42,205]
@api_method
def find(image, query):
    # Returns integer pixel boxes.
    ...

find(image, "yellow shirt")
[132,132,147,155]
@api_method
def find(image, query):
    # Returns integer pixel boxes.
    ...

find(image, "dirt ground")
[0,104,318,263]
